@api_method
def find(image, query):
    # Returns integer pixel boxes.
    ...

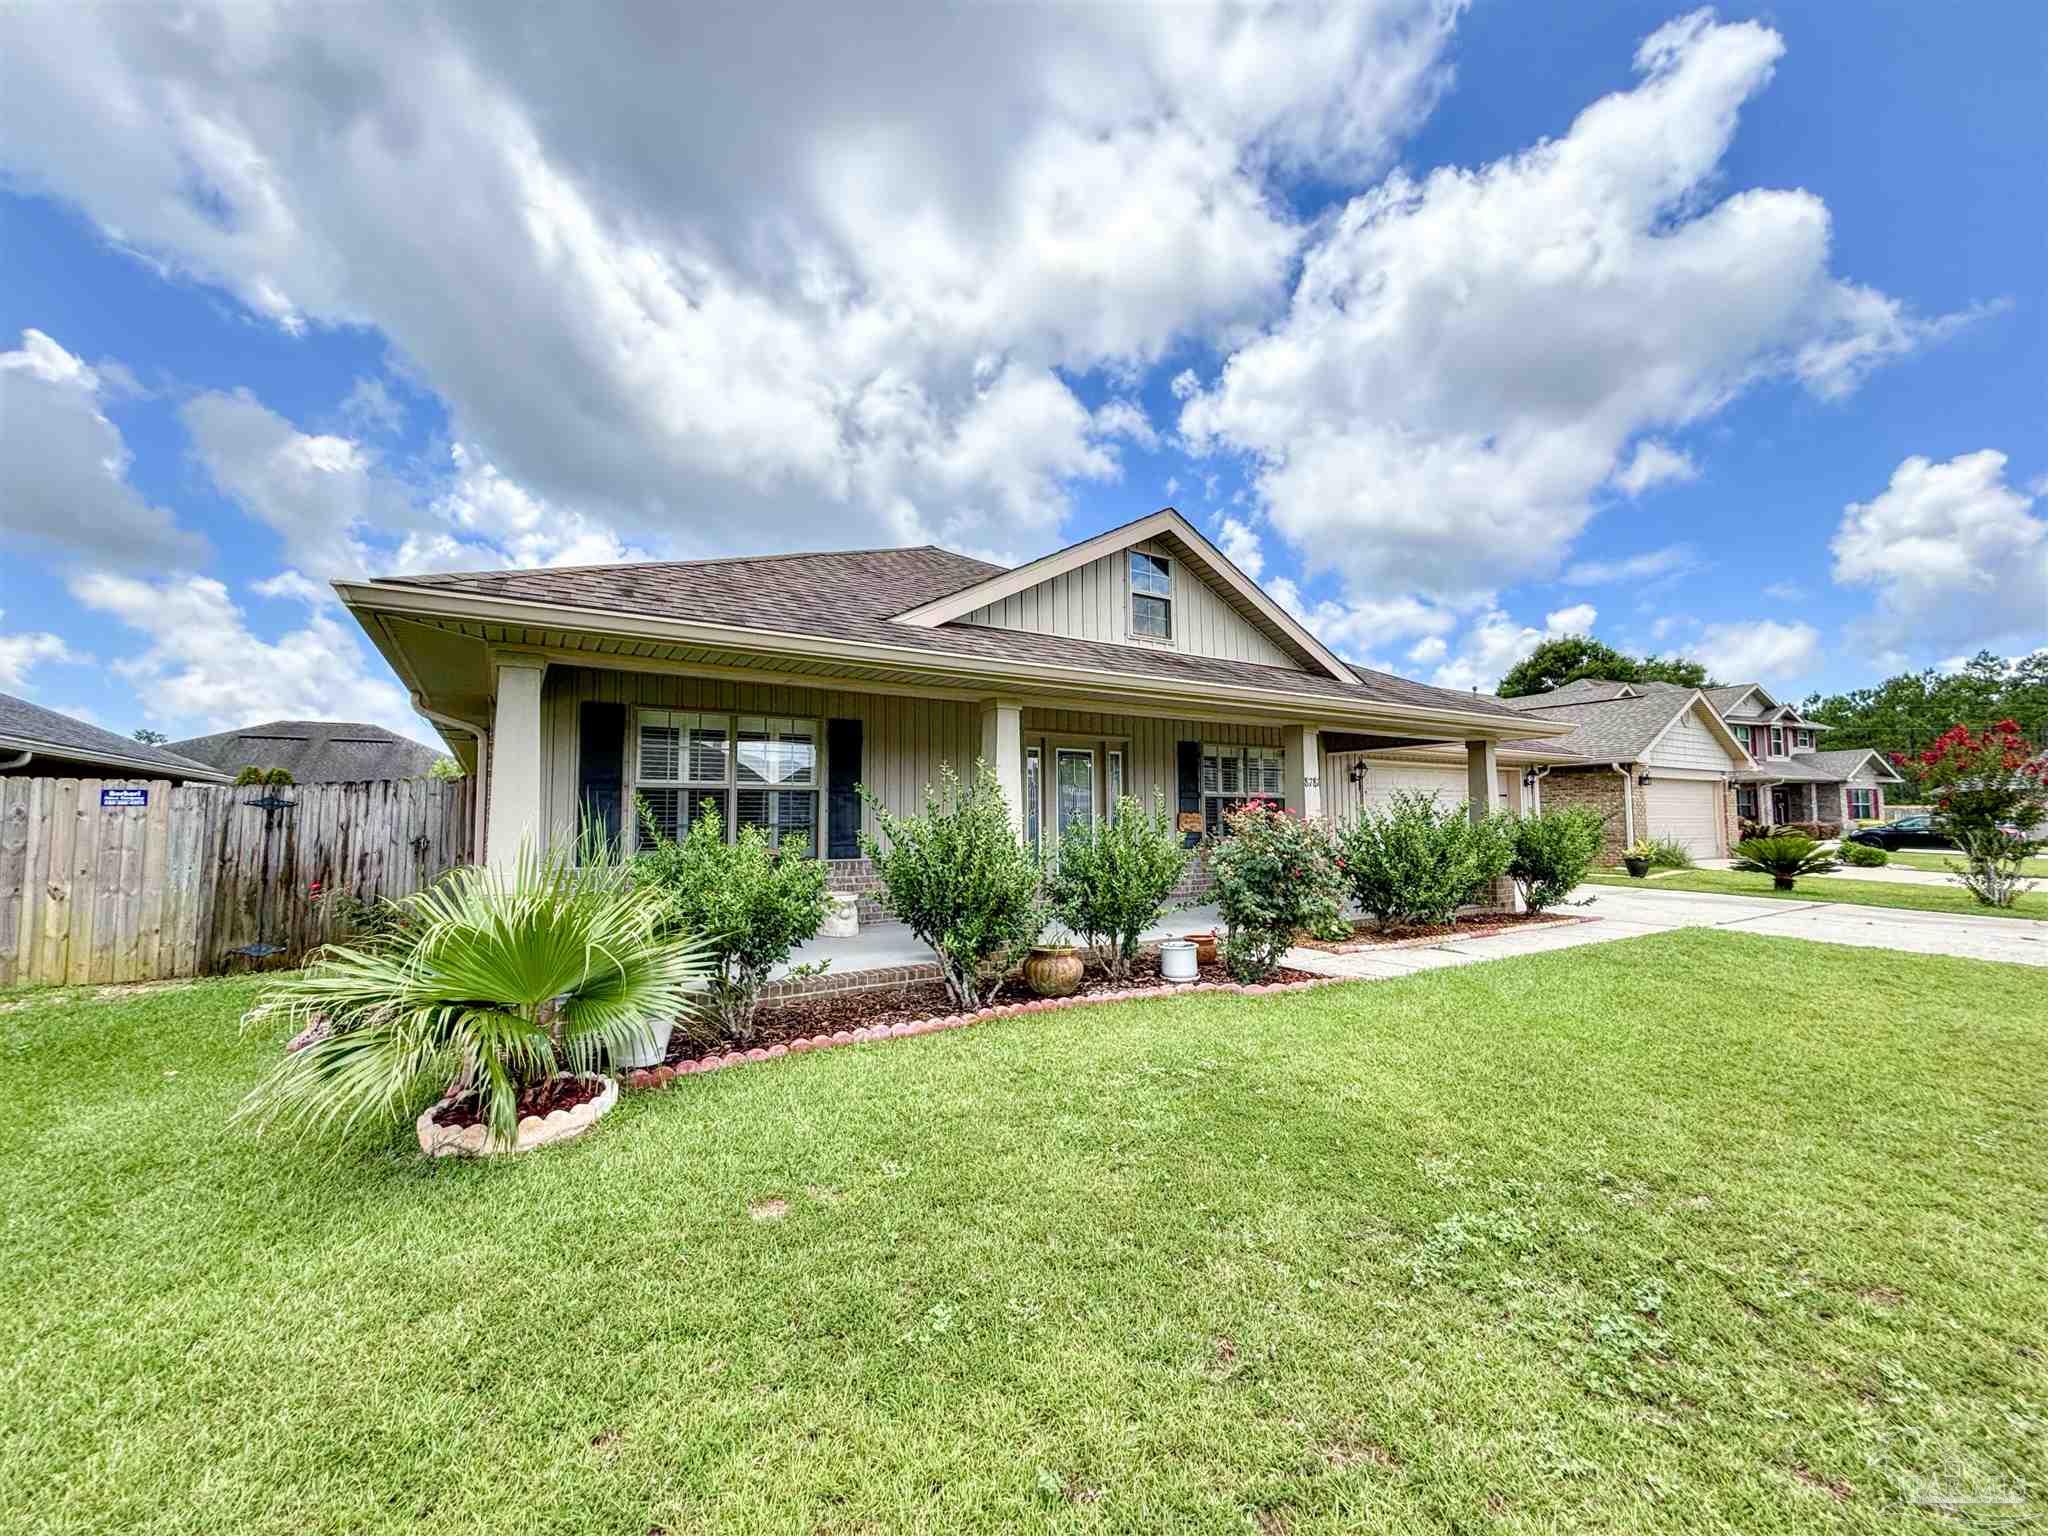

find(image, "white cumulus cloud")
[1545,603,1598,636]
[1179,12,1976,601]
[0,329,206,568]
[1687,619,1819,684]
[1830,450,2047,653]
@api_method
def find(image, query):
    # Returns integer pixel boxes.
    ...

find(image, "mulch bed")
[1291,910,1578,953]
[432,1073,606,1130]
[664,951,1321,1062]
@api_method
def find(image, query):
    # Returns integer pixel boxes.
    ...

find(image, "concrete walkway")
[1280,882,2048,979]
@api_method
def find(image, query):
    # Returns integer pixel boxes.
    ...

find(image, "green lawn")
[1884,849,2048,877]
[5,933,2046,1534]
[1586,867,2048,919]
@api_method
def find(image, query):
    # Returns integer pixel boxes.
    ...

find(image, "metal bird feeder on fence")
[226,790,300,968]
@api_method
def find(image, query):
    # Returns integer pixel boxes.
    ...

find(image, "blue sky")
[2,1,2042,745]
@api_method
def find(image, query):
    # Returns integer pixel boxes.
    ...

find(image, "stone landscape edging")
[619,974,1354,1091]
[417,1072,618,1156]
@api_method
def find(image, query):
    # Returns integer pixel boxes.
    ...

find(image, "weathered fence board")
[0,777,474,989]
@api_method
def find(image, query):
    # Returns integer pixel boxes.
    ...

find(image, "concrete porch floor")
[770,904,1227,981]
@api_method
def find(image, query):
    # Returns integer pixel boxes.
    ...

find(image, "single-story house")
[0,690,228,784]
[335,508,1570,908]
[1491,680,1758,861]
[166,719,447,783]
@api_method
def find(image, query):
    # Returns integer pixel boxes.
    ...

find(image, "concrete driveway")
[1283,881,2048,980]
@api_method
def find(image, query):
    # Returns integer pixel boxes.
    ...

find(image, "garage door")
[1644,777,1722,858]
[1327,757,1510,824]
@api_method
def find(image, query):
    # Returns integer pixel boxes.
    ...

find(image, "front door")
[1055,747,1096,848]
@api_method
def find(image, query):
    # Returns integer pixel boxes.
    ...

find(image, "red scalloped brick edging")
[619,975,1352,1090]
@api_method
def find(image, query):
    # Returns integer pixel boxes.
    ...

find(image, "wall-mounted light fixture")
[1348,760,1369,787]
[1637,772,1653,786]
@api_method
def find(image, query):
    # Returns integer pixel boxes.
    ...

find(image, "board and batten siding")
[957,539,1298,669]
[1644,706,1739,773]
[537,667,1285,850]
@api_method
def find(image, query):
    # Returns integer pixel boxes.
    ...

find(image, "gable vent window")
[637,709,817,852]
[1129,551,1173,640]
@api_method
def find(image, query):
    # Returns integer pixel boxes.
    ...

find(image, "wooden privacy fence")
[0,777,476,989]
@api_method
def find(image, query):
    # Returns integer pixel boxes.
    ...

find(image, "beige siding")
[1325,753,1511,824]
[538,667,1286,851]
[1646,706,1739,772]
[960,539,1298,669]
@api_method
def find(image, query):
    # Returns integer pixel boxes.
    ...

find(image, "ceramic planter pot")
[1023,945,1084,997]
[1184,931,1218,966]
[615,1017,676,1070]
[1159,939,1198,983]
[1624,857,1651,878]
[416,1072,617,1158]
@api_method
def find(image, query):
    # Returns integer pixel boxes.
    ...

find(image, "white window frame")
[1128,550,1174,643]
[635,708,821,852]
[1023,745,1043,853]
[1105,748,1124,820]
[1769,726,1785,757]
[1199,740,1283,837]
[1848,785,1876,818]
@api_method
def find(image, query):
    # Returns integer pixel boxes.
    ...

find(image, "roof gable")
[887,509,1354,683]
[0,691,228,781]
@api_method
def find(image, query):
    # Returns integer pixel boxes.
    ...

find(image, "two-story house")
[1704,684,1904,830]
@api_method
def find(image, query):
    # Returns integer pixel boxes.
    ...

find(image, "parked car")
[1847,815,1954,851]
[1847,814,2033,852]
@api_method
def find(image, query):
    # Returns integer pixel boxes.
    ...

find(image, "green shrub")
[1208,800,1346,983]
[1508,807,1606,911]
[238,842,710,1150]
[264,766,294,786]
[1639,835,1694,870]
[860,762,1043,1009]
[1731,834,1838,891]
[633,797,831,1043]
[233,765,265,786]
[1839,840,1888,867]
[1335,790,1514,930]
[1045,794,1189,981]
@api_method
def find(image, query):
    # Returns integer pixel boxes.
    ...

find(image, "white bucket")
[1159,939,1198,983]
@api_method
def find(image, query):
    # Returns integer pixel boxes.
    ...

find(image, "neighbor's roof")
[167,720,446,783]
[0,691,227,781]
[1734,748,1902,786]
[369,544,1533,723]
[1497,686,1724,762]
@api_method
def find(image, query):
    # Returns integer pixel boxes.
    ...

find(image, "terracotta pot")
[1184,931,1218,966]
[1023,945,1085,997]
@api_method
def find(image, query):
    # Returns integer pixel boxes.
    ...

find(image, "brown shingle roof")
[376,546,1531,722]
[167,720,446,783]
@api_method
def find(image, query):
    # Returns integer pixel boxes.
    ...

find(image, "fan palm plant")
[1730,834,1839,892]
[239,841,709,1150]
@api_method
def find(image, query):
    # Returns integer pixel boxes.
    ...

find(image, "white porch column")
[978,697,1025,839]
[486,658,547,871]
[1468,737,1523,912]
[1465,738,1501,819]
[1284,724,1324,822]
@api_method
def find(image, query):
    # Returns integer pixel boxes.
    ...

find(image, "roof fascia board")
[883,508,1357,684]
[340,581,1565,741]
[0,733,231,782]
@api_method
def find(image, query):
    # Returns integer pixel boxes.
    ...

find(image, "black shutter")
[827,718,863,859]
[578,702,625,854]
[1176,739,1202,848]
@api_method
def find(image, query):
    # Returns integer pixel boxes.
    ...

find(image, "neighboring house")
[1702,684,1904,827]
[1487,679,1756,861]
[166,720,447,783]
[335,508,1569,906]
[0,691,227,783]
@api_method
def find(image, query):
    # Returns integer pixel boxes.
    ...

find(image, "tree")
[1495,634,1715,698]
[1909,719,2048,909]
[1496,637,1637,697]
[427,755,466,781]
[132,728,169,745]
[1803,650,2048,797]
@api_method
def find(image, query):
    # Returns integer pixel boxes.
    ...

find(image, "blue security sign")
[101,787,149,807]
